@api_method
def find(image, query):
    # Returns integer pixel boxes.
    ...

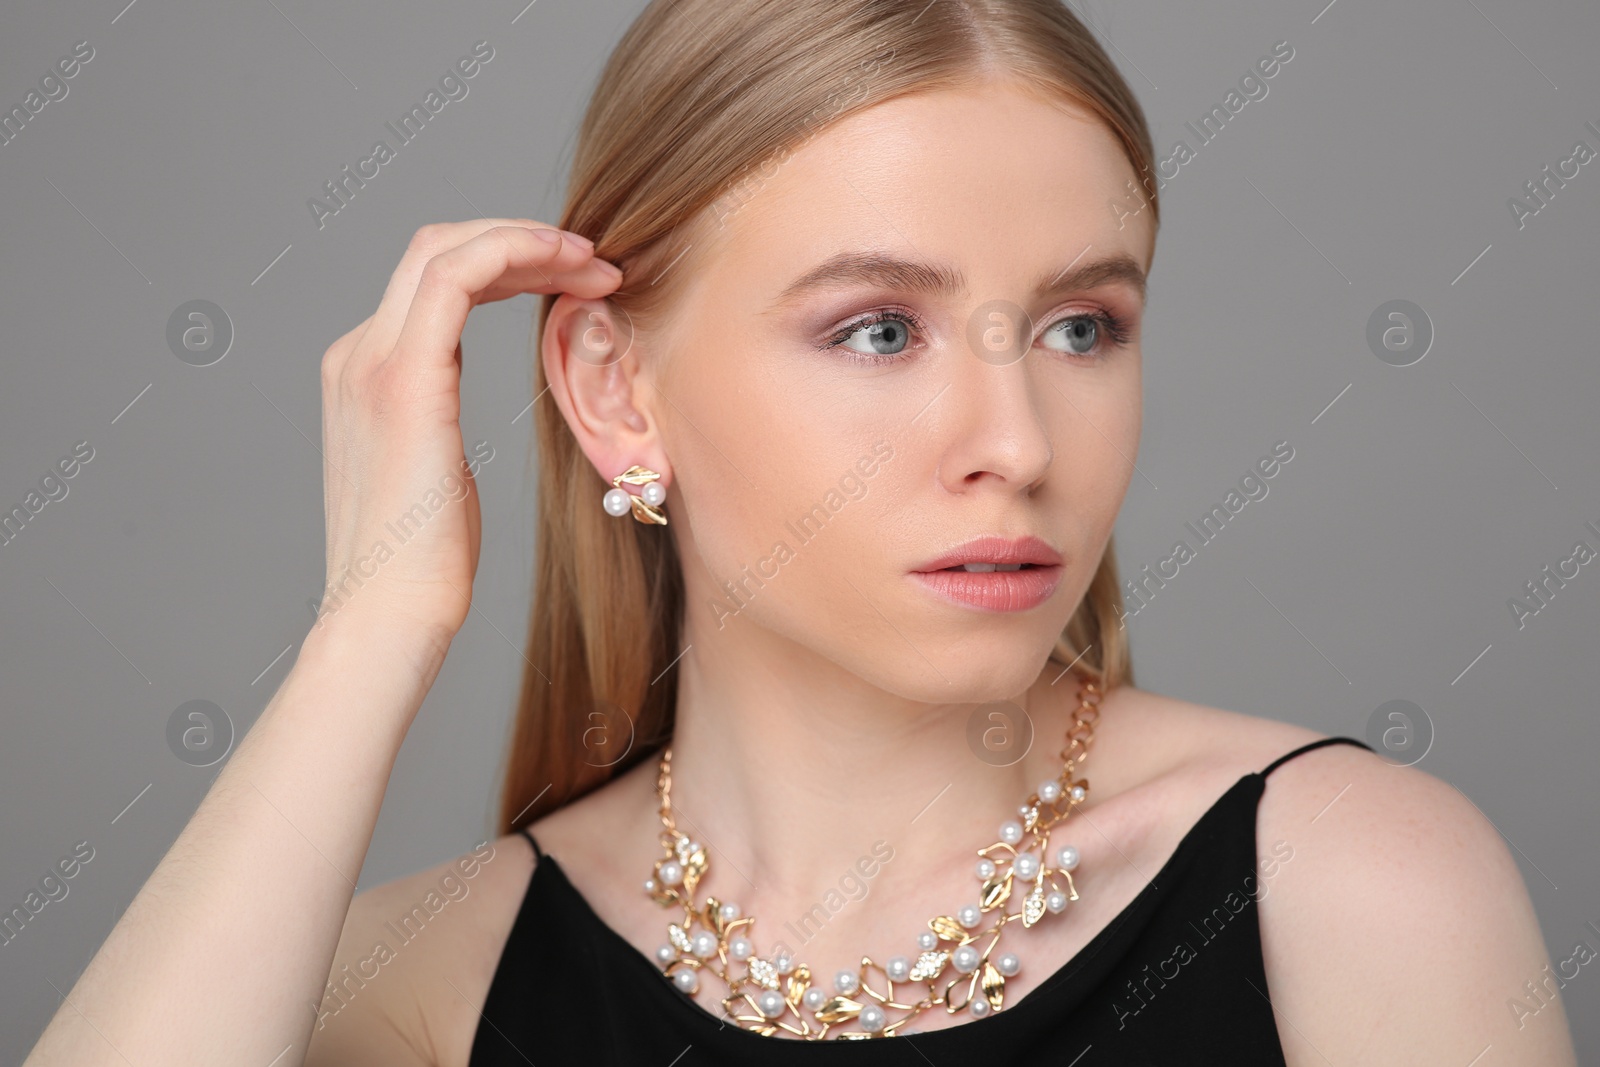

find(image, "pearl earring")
[603,465,668,525]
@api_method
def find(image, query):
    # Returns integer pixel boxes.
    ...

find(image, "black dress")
[470,736,1374,1065]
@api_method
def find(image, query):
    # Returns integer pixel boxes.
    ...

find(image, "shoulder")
[1095,686,1575,1063]
[303,833,538,1067]
[1248,738,1576,1065]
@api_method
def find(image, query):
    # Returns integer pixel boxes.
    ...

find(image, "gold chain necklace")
[643,672,1103,1039]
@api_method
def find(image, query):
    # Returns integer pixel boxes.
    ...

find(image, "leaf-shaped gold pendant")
[682,845,708,896]
[1022,880,1046,927]
[981,959,1005,1010]
[814,995,863,1023]
[614,464,660,486]
[979,873,1012,911]
[628,495,668,525]
[928,915,967,942]
[785,964,811,1009]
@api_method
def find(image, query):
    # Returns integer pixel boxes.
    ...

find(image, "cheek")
[664,374,899,632]
[1062,357,1141,484]
[697,451,891,580]
[1035,360,1141,558]
[656,355,821,569]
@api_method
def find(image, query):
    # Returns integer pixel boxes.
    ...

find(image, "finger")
[360,219,592,359]
[387,225,616,380]
[468,255,623,305]
[322,314,374,383]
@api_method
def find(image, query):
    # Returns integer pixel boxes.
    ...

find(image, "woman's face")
[637,77,1152,703]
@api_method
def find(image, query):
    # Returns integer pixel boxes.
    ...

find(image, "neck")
[654,618,1090,957]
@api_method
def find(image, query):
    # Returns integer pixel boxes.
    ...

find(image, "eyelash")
[820,305,1134,367]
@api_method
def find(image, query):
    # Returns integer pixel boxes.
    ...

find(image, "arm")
[24,618,447,1066]
[22,218,622,1067]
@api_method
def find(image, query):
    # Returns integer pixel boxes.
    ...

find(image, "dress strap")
[517,825,544,861]
[1259,736,1374,778]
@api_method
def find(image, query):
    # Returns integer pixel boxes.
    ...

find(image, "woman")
[24,0,1576,1064]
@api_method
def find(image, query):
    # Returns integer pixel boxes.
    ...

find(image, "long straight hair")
[497,0,1159,834]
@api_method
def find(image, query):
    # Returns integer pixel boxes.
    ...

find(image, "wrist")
[300,604,455,683]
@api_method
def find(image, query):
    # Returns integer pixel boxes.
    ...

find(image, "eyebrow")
[769,249,1148,309]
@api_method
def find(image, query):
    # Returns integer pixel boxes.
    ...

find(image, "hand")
[314,219,622,653]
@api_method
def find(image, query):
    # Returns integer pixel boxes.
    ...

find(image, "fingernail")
[569,232,595,251]
[602,261,623,280]
[532,228,562,245]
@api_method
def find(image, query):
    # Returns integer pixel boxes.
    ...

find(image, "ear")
[541,293,670,495]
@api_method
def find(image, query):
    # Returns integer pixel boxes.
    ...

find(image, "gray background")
[2,0,1596,1061]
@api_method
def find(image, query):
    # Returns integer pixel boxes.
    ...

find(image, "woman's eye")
[837,316,912,357]
[823,308,1125,364]
[1043,314,1100,356]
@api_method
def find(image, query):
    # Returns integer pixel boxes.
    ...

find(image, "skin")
[25,77,1573,1067]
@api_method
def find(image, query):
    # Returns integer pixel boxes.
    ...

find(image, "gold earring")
[602,465,668,525]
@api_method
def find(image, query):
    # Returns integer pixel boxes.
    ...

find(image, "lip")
[912,535,1064,572]
[910,535,1064,613]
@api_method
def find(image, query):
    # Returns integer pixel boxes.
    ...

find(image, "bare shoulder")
[1093,685,1575,1062]
[303,833,537,1067]
[1246,733,1577,1065]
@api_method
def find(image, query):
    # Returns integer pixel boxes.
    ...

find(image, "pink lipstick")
[910,536,1063,612]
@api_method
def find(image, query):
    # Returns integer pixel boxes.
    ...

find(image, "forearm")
[24,615,448,1067]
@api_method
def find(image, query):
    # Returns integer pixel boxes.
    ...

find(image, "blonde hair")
[497,0,1157,834]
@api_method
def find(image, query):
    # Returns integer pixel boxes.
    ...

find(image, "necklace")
[643,672,1103,1039]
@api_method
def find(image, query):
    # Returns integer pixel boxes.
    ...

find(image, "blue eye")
[821,306,1132,366]
[1048,315,1098,355]
[823,309,924,365]
[1041,311,1131,359]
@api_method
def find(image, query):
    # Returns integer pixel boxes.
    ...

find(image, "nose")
[933,347,1055,496]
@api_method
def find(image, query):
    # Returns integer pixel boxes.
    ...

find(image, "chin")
[840,633,1059,707]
